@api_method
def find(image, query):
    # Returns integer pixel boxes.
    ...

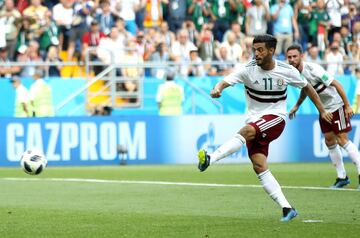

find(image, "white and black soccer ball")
[20,149,47,175]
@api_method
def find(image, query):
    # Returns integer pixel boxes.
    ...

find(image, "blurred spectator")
[0,12,6,49]
[115,17,131,44]
[95,0,117,35]
[354,67,360,113]
[17,40,44,77]
[170,29,196,62]
[198,24,215,61]
[135,30,156,62]
[0,0,21,60]
[340,26,352,55]
[182,20,200,44]
[271,0,299,58]
[10,76,32,117]
[23,0,49,36]
[114,0,140,35]
[16,0,29,14]
[143,0,163,29]
[15,16,36,54]
[52,0,74,52]
[223,21,245,46]
[164,0,187,32]
[0,46,20,78]
[149,42,170,78]
[39,10,59,57]
[182,19,199,44]
[347,42,359,73]
[158,21,175,48]
[135,0,146,31]
[208,0,236,42]
[119,39,143,103]
[209,45,233,76]
[156,70,184,115]
[145,26,162,46]
[29,68,54,117]
[309,0,330,58]
[231,0,246,28]
[121,40,143,77]
[97,26,125,64]
[245,0,270,37]
[183,46,205,77]
[67,0,95,61]
[188,0,211,32]
[43,0,58,9]
[341,2,359,33]
[325,0,343,42]
[324,40,344,75]
[81,20,106,73]
[305,44,321,63]
[241,36,254,62]
[294,0,311,50]
[46,45,63,77]
[332,32,347,55]
[353,21,360,43]
[217,31,242,62]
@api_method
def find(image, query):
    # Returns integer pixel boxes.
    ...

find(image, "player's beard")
[255,57,264,66]
[256,54,272,67]
[289,61,300,69]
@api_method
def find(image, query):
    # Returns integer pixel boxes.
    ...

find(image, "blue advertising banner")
[0,115,359,166]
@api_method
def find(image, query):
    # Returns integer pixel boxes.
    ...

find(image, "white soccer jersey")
[224,60,307,121]
[301,61,343,112]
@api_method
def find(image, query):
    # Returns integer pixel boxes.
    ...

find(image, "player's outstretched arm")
[289,88,307,119]
[211,80,231,98]
[303,84,333,123]
[331,80,354,119]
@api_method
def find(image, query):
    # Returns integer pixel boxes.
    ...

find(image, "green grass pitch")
[0,163,359,238]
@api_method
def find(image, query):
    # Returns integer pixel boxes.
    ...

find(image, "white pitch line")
[302,220,324,223]
[0,177,359,192]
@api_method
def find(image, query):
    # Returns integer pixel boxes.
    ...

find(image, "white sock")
[258,170,291,208]
[343,141,360,175]
[209,134,245,164]
[328,144,347,179]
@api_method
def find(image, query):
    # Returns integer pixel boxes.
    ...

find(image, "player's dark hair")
[253,34,277,50]
[286,44,303,54]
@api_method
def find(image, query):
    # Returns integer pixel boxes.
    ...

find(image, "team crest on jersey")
[276,79,284,88]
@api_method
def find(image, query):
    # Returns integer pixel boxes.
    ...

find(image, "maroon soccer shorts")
[247,114,285,157]
[319,106,352,134]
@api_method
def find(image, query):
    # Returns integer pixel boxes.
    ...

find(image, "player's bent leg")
[207,133,246,165]
[197,149,210,172]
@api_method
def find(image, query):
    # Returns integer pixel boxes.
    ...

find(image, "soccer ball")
[20,149,47,175]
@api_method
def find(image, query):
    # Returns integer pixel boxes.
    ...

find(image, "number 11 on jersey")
[263,78,273,90]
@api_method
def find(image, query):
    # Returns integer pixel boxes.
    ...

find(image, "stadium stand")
[0,0,359,116]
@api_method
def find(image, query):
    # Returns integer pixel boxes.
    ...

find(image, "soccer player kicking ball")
[287,44,360,189]
[197,34,333,222]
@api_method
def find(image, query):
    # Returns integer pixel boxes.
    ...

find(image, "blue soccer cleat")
[281,207,298,222]
[331,176,350,188]
[197,149,210,172]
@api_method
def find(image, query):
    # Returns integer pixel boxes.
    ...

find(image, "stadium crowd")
[0,0,359,78]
